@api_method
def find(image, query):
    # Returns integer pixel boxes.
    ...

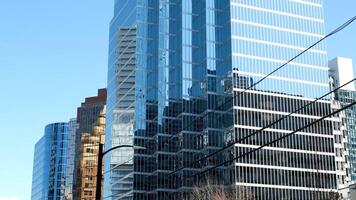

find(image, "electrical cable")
[189,99,356,179]
[167,77,356,176]
[158,15,356,151]
[103,15,356,200]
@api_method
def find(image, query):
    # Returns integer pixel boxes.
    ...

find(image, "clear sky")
[0,1,355,200]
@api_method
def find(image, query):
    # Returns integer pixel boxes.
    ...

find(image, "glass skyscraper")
[336,90,356,180]
[77,106,106,199]
[31,131,51,200]
[74,88,107,199]
[105,8,137,199]
[106,0,336,199]
[64,118,78,200]
[329,57,355,191]
[232,1,336,199]
[31,90,107,200]
[31,122,69,200]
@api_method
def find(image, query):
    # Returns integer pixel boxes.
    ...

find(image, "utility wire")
[189,99,356,179]
[158,15,356,151]
[167,77,356,176]
[103,15,356,199]
[165,15,356,176]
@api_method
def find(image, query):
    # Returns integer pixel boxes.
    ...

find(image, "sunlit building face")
[31,123,69,200]
[105,0,335,199]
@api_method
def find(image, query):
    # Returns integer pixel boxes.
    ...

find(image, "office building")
[329,57,355,193]
[106,0,336,199]
[77,106,106,199]
[231,1,335,199]
[31,90,107,200]
[64,118,79,200]
[31,123,69,200]
[75,89,107,199]
[330,57,355,91]
[31,131,51,200]
[105,24,136,199]
[76,88,107,135]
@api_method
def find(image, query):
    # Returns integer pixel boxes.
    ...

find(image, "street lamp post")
[95,144,144,200]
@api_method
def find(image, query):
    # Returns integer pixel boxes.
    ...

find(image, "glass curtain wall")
[64,118,78,200]
[231,0,336,199]
[31,123,69,200]
[106,0,336,199]
[105,0,137,199]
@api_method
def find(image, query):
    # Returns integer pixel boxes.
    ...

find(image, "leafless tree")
[190,180,254,200]
[325,192,343,200]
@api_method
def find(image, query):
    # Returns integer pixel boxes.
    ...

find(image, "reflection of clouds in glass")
[0,196,20,200]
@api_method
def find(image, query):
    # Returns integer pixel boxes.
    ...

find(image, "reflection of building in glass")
[75,89,107,200]
[231,1,336,198]
[31,123,69,200]
[337,90,356,178]
[77,106,106,199]
[233,73,254,89]
[105,23,136,199]
[76,89,107,135]
[234,89,336,199]
[31,131,51,200]
[329,57,355,192]
[65,118,78,200]
[106,1,234,199]
[106,0,336,199]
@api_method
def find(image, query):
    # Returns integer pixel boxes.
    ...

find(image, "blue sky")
[0,1,355,200]
[0,0,112,199]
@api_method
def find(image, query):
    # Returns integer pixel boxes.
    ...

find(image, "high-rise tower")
[329,57,355,193]
[75,88,107,199]
[31,123,69,200]
[231,1,335,199]
[64,118,79,200]
[105,0,336,199]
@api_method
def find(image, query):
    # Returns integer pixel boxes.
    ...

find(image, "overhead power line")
[190,99,356,179]
[167,77,356,176]
[159,15,356,152]
[165,15,356,176]
[103,15,356,198]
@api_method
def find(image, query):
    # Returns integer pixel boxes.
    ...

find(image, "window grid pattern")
[106,0,337,200]
[31,123,69,200]
[231,0,336,199]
